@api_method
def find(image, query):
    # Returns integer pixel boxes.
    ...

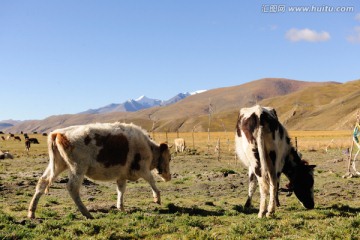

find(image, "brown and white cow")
[235,105,315,218]
[174,138,186,153]
[25,138,31,152]
[28,122,172,219]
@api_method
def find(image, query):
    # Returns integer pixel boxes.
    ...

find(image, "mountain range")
[2,78,359,133]
[80,92,202,114]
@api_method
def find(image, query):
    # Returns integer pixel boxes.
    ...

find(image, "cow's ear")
[160,143,168,152]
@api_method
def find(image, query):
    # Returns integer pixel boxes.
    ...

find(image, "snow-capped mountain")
[80,90,206,114]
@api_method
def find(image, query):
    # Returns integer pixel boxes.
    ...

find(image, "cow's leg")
[116,179,127,211]
[143,173,161,204]
[67,171,93,219]
[244,170,257,208]
[275,182,281,207]
[258,179,268,218]
[28,161,67,219]
[275,172,282,207]
[267,180,277,218]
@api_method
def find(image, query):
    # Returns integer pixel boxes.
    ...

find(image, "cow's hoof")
[266,212,275,218]
[154,198,161,205]
[258,212,266,218]
[27,211,35,219]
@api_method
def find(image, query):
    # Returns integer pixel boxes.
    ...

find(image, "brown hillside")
[5,78,343,133]
[260,79,360,130]
[131,78,328,120]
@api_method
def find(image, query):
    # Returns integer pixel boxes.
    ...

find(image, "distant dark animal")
[24,133,29,139]
[28,122,172,219]
[235,105,315,218]
[14,136,21,141]
[1,136,5,141]
[0,131,4,134]
[28,138,39,144]
[0,150,14,159]
[42,133,48,136]
[33,132,38,134]
[25,139,31,151]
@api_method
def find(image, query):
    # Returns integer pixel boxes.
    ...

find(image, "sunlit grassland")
[152,130,353,152]
[1,131,359,239]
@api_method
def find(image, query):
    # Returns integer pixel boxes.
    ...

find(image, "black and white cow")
[0,150,13,159]
[28,122,172,219]
[235,105,315,218]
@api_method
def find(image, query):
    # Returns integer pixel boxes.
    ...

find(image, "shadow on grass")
[320,204,360,214]
[158,203,225,216]
[158,203,258,216]
[232,204,259,215]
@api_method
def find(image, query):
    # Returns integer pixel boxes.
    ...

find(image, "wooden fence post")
[215,138,220,161]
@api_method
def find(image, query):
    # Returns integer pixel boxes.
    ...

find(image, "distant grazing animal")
[6,134,14,140]
[14,136,21,141]
[174,138,186,153]
[28,122,172,219]
[28,138,39,144]
[0,150,14,159]
[42,133,48,136]
[235,105,315,218]
[24,133,29,139]
[25,139,31,151]
[0,131,4,134]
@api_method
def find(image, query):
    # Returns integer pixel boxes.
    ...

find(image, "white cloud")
[355,13,360,21]
[285,28,331,42]
[347,26,360,43]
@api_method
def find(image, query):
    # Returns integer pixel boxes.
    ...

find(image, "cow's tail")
[256,125,270,186]
[44,133,59,193]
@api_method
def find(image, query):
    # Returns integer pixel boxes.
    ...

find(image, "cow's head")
[292,163,316,209]
[156,143,171,182]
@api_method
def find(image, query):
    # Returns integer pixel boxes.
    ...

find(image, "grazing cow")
[235,105,315,218]
[0,150,13,159]
[14,136,21,141]
[174,138,186,153]
[6,134,14,140]
[28,122,172,219]
[25,139,31,152]
[28,138,39,144]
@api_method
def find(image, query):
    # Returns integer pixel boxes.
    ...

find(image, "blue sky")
[1,0,359,120]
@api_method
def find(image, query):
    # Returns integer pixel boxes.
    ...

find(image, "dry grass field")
[1,131,360,239]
